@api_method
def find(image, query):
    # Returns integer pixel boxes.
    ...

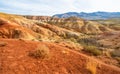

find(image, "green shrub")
[84,45,102,56]
[29,45,50,59]
[78,37,101,47]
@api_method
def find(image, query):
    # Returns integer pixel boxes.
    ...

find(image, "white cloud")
[0,0,120,15]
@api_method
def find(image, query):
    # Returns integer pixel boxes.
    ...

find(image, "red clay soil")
[0,18,38,39]
[0,39,120,74]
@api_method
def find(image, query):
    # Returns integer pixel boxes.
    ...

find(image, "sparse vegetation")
[69,38,77,43]
[78,37,101,47]
[94,18,120,31]
[86,61,98,74]
[110,50,120,57]
[0,11,120,74]
[114,57,120,67]
[84,45,102,56]
[29,44,50,59]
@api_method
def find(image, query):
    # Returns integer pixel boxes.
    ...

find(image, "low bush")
[111,50,120,57]
[86,61,97,74]
[78,37,101,47]
[84,45,102,56]
[29,44,50,59]
[70,38,77,43]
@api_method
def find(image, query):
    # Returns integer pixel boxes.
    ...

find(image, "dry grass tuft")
[86,60,98,74]
[29,44,50,59]
[84,45,102,56]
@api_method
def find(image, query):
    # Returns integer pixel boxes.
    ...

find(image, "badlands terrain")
[0,12,120,74]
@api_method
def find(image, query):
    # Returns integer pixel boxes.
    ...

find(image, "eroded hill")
[24,16,114,34]
[0,12,120,74]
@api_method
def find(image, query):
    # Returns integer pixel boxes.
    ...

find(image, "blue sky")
[0,0,120,16]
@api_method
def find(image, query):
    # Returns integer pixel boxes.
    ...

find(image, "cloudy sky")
[0,0,119,15]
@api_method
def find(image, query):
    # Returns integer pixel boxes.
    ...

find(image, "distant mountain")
[53,12,120,20]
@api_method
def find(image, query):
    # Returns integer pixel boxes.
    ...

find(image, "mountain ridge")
[53,11,120,20]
